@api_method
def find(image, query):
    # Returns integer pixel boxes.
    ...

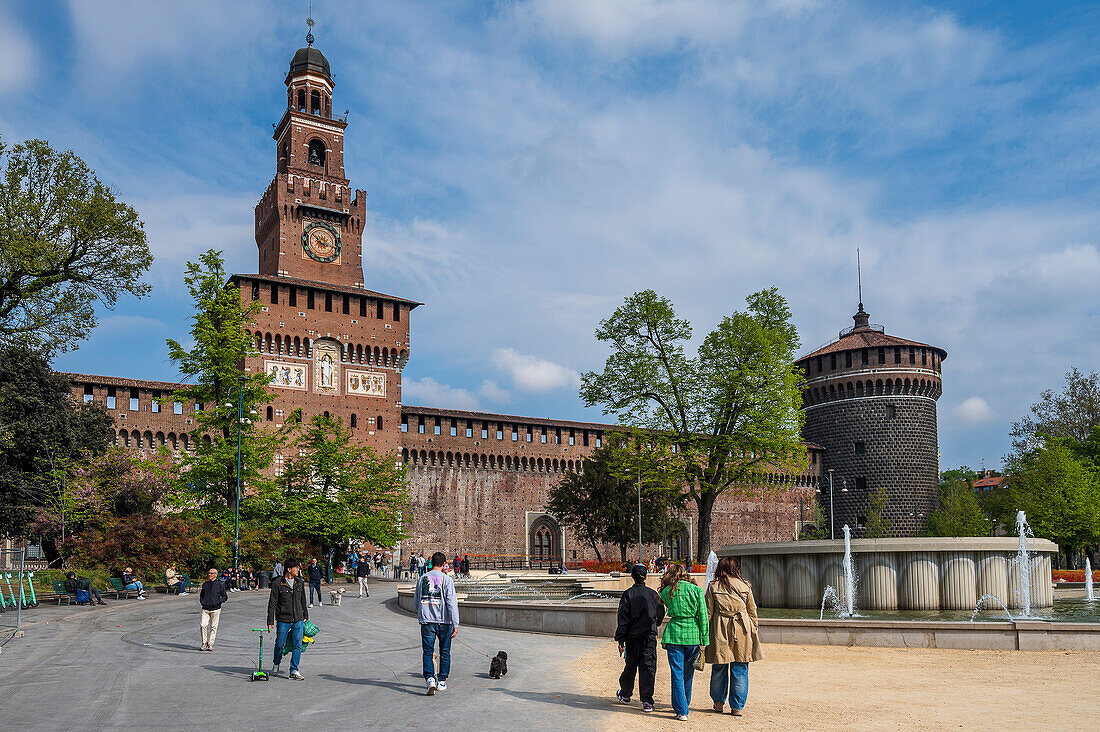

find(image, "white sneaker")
[179,591,189,596]
[308,603,314,608]
[426,677,437,696]
[438,680,447,692]
[271,665,280,677]
[676,715,689,722]
[137,595,146,600]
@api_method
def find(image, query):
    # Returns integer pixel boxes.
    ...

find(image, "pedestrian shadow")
[317,673,423,696]
[494,688,614,711]
[202,665,258,677]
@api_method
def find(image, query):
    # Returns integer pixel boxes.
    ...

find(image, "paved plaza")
[3,583,1100,731]
[0,583,609,731]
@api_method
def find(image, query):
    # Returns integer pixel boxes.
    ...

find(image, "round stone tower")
[796,304,946,538]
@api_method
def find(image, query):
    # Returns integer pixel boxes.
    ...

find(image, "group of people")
[615,557,762,721]
[407,551,471,580]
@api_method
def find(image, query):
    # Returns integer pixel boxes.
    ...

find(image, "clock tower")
[254,35,367,289]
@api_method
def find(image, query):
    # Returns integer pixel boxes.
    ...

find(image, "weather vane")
[306,1,315,46]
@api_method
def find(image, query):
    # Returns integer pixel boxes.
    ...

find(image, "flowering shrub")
[1052,569,1099,583]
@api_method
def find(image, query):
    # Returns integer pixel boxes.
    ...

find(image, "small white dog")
[329,587,346,606]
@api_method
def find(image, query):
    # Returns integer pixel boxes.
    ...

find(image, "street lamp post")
[817,469,849,540]
[224,380,257,572]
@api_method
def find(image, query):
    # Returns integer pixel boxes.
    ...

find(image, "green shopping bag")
[281,620,320,655]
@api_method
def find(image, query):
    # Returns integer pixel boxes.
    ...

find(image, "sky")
[2,0,1098,471]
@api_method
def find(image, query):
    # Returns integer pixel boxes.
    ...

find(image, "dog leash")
[453,635,492,659]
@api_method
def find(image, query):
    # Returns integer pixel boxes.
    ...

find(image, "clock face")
[302,221,341,263]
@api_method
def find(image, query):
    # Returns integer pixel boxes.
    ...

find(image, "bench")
[52,580,77,605]
[165,573,192,595]
[109,577,135,599]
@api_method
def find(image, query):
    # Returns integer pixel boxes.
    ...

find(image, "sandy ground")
[577,642,1100,731]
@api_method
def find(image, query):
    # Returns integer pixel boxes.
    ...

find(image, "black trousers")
[618,635,657,703]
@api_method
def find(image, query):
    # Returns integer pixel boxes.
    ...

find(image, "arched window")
[297,89,306,111]
[308,139,326,167]
[310,90,321,115]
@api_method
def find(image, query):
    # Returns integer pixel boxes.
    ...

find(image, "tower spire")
[857,248,863,311]
[306,2,315,46]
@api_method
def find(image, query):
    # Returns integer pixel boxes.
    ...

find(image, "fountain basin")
[719,537,1058,610]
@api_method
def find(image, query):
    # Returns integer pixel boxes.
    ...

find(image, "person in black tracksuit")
[307,558,323,607]
[615,563,665,711]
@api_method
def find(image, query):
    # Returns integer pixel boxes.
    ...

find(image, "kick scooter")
[3,572,19,608]
[249,629,270,681]
[24,571,39,607]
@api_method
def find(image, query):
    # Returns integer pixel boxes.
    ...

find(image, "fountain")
[1016,511,1033,617]
[841,524,856,617]
[1086,557,1095,602]
[819,585,842,620]
[971,594,1014,622]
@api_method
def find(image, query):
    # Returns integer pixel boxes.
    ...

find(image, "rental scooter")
[3,572,18,608]
[24,571,39,607]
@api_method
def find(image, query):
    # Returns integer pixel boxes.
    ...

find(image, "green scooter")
[0,576,7,612]
[24,571,39,607]
[3,572,18,608]
[249,629,270,681]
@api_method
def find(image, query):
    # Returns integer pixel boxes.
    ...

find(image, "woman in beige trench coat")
[705,556,763,716]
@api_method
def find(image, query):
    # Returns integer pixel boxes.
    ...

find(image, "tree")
[0,138,152,354]
[1011,368,1100,452]
[1002,440,1100,564]
[581,288,806,561]
[925,468,990,537]
[0,345,112,537]
[166,249,278,515]
[862,486,892,538]
[268,413,408,554]
[546,438,684,563]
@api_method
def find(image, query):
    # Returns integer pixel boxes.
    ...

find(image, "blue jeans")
[665,644,699,717]
[274,620,304,673]
[309,580,322,605]
[125,581,143,594]
[421,623,452,680]
[710,662,749,710]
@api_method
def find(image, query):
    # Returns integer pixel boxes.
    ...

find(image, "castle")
[62,39,944,564]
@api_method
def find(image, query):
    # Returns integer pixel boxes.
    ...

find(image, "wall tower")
[796,304,946,537]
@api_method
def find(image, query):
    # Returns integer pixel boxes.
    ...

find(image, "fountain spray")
[842,524,856,617]
[1086,557,1095,602]
[1016,511,1032,618]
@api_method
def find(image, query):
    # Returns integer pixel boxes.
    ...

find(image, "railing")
[469,556,563,571]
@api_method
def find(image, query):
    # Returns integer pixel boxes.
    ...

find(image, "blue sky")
[2,1,1098,471]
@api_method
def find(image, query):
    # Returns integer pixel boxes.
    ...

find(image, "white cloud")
[401,376,481,411]
[491,348,581,393]
[477,380,510,403]
[0,9,34,94]
[954,397,996,425]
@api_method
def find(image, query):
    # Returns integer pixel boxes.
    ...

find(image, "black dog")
[488,651,508,679]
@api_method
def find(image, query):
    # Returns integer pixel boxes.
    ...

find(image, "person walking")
[706,556,763,717]
[199,567,228,651]
[355,553,370,598]
[452,554,461,576]
[615,564,665,713]
[659,565,708,721]
[120,567,146,599]
[267,558,308,680]
[415,551,460,695]
[416,552,427,578]
[307,558,323,608]
[273,558,284,581]
[460,555,470,579]
[408,554,417,580]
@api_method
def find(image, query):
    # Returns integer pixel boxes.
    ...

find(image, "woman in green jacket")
[659,565,708,721]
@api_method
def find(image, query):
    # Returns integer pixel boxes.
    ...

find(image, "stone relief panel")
[346,369,386,398]
[313,340,341,394]
[265,360,307,391]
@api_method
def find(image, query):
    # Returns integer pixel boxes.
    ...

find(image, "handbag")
[692,645,706,671]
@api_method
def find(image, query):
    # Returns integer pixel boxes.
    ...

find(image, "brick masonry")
[59,41,936,561]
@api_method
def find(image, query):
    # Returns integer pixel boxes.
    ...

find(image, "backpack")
[75,589,91,604]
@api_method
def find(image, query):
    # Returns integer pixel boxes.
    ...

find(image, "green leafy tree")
[862,486,892,538]
[1011,368,1100,452]
[547,437,684,563]
[925,468,990,537]
[0,138,152,354]
[0,345,112,537]
[581,288,806,560]
[267,413,408,554]
[1002,440,1100,563]
[166,249,278,515]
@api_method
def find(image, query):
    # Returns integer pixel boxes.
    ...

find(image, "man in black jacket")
[355,553,370,598]
[199,568,228,651]
[307,558,323,608]
[267,558,309,680]
[615,564,664,713]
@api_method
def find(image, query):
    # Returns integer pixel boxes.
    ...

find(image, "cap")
[631,563,648,580]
